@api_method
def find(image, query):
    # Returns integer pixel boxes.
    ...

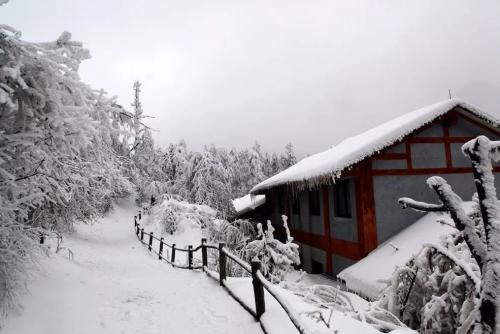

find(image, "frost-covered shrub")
[148,194,216,235]
[245,216,300,283]
[0,221,42,316]
[144,181,168,205]
[378,226,480,333]
[205,219,256,276]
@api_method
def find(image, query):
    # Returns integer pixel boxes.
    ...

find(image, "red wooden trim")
[357,163,378,256]
[375,153,407,160]
[372,166,500,176]
[290,229,329,250]
[407,136,475,144]
[443,122,452,169]
[322,186,332,273]
[354,176,365,255]
[449,137,476,143]
[408,137,446,143]
[331,238,363,260]
[284,228,363,261]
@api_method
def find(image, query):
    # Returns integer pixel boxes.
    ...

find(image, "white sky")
[2,0,500,157]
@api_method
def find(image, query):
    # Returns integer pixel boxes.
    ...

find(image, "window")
[292,196,300,215]
[334,179,352,218]
[308,190,321,216]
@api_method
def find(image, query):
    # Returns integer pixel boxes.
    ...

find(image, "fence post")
[159,237,164,260]
[40,233,44,245]
[201,238,207,271]
[171,244,176,266]
[188,245,193,269]
[140,228,144,241]
[136,224,140,235]
[218,243,226,286]
[148,232,153,251]
[134,215,137,226]
[251,260,265,319]
[138,210,142,220]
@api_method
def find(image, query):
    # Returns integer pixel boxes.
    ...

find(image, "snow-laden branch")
[426,176,487,270]
[462,136,500,333]
[398,197,445,212]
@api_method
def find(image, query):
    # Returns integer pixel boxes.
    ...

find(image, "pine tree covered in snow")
[280,143,297,169]
[130,81,147,153]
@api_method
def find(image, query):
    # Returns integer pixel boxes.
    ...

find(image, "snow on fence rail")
[132,209,309,334]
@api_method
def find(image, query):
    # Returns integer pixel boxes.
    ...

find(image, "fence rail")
[133,209,308,334]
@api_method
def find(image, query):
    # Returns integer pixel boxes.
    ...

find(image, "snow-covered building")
[250,98,500,276]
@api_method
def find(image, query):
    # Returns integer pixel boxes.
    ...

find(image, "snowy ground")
[2,199,263,334]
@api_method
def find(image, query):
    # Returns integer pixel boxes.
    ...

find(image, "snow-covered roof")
[337,202,475,300]
[251,98,499,194]
[232,194,266,215]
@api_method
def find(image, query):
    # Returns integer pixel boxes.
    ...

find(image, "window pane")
[334,179,351,218]
[309,190,321,216]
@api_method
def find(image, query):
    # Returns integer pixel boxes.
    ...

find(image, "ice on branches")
[245,216,300,283]
[386,135,500,333]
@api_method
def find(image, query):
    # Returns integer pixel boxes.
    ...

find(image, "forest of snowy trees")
[0,21,296,314]
[132,113,297,217]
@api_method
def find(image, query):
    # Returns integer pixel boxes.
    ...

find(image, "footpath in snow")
[2,199,263,334]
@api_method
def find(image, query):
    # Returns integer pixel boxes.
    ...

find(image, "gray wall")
[300,243,327,273]
[374,115,500,243]
[414,122,443,137]
[411,143,446,168]
[373,173,497,243]
[372,159,407,170]
[288,189,325,235]
[449,115,498,138]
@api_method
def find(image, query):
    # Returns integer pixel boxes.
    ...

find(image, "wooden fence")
[133,209,309,334]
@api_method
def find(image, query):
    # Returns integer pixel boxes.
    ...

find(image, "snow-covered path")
[2,199,263,334]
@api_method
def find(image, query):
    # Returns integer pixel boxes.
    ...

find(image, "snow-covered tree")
[129,81,147,153]
[382,135,500,333]
[0,24,134,314]
[280,143,297,169]
[161,140,189,198]
[245,216,300,283]
[186,148,234,217]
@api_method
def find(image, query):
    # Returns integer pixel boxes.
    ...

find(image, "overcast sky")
[2,0,500,156]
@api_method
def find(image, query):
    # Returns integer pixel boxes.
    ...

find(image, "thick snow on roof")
[251,99,499,193]
[337,202,475,300]
[232,194,266,215]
